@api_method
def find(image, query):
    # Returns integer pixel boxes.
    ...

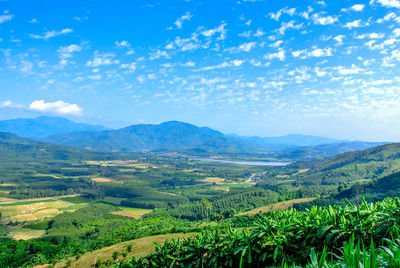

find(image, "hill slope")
[0,116,108,138]
[0,132,128,161]
[286,143,400,185]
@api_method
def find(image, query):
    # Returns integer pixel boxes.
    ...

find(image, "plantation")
[117,198,400,267]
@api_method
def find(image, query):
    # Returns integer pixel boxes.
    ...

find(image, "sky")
[0,0,400,141]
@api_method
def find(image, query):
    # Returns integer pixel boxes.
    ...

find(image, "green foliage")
[117,197,400,267]
[166,188,279,220]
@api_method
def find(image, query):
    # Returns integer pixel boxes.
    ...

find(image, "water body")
[189,157,291,166]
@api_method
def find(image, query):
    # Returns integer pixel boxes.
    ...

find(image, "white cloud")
[371,0,400,8]
[86,52,116,67]
[277,20,303,34]
[264,48,285,61]
[334,35,345,44]
[238,42,257,52]
[30,28,73,40]
[115,40,130,48]
[197,60,244,71]
[343,19,363,29]
[58,44,82,66]
[174,12,192,29]
[0,100,22,109]
[269,7,296,21]
[120,62,136,72]
[336,65,363,75]
[0,13,13,24]
[29,100,83,116]
[309,47,332,57]
[312,13,338,25]
[149,49,170,60]
[351,4,365,11]
[201,23,227,40]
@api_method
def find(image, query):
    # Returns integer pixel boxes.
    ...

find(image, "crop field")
[201,177,225,184]
[110,207,153,219]
[0,200,74,223]
[91,177,115,183]
[8,226,45,240]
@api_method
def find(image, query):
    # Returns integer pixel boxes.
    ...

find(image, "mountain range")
[0,116,385,159]
[0,116,108,138]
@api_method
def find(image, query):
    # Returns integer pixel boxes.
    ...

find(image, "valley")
[0,117,399,267]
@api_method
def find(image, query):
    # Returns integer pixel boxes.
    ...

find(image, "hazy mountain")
[43,120,383,158]
[230,133,345,147]
[43,121,262,153]
[0,116,109,138]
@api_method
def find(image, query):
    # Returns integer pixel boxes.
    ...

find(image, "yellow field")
[211,186,230,191]
[0,200,73,223]
[43,233,196,268]
[297,168,310,173]
[236,198,316,217]
[91,177,115,183]
[201,177,225,184]
[0,197,16,201]
[0,183,17,187]
[110,210,152,219]
[8,226,46,240]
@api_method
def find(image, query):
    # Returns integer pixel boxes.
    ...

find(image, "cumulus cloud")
[343,19,364,29]
[115,40,130,47]
[269,7,296,21]
[312,13,338,25]
[238,42,257,52]
[57,44,82,66]
[30,28,73,40]
[0,12,13,24]
[201,23,227,40]
[0,100,22,109]
[264,48,285,61]
[197,59,243,71]
[86,52,117,67]
[120,62,136,72]
[351,4,365,11]
[371,0,400,8]
[174,12,192,29]
[29,100,83,116]
[277,20,303,34]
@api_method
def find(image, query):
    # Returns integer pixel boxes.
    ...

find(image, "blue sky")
[0,0,400,141]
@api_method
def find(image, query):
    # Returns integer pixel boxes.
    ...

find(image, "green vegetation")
[117,198,400,267]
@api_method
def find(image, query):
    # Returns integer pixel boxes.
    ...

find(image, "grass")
[235,197,316,217]
[47,233,197,268]
[8,226,45,240]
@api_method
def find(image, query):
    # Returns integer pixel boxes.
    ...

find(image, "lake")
[189,157,291,166]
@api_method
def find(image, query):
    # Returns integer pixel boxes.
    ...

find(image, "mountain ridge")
[0,116,109,138]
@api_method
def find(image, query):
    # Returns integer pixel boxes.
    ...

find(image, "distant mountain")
[43,121,263,154]
[0,116,109,138]
[272,141,385,161]
[43,120,383,159]
[231,133,345,147]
